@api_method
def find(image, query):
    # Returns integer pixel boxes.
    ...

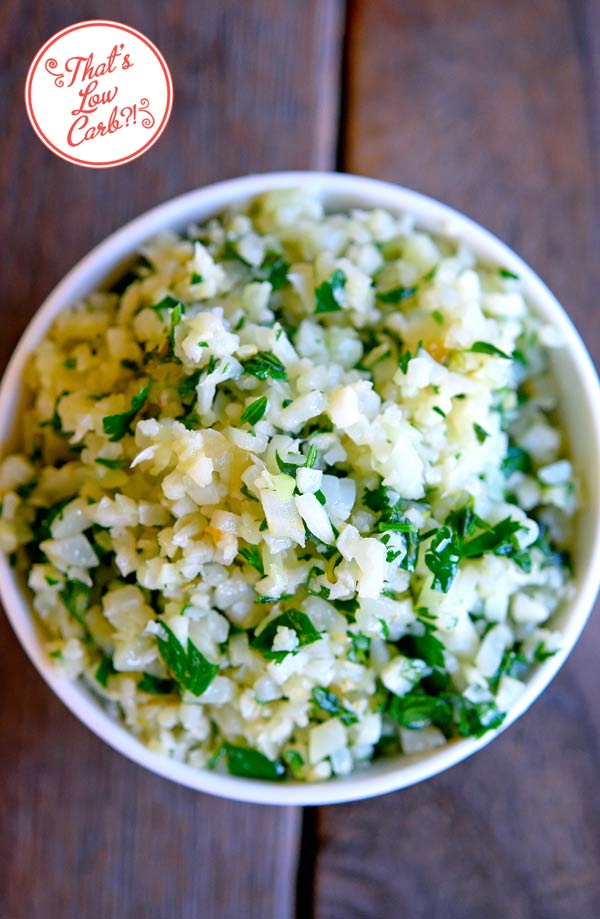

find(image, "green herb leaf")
[445,502,478,539]
[377,285,417,304]
[170,301,185,356]
[255,253,290,290]
[469,341,511,359]
[224,743,285,780]
[250,609,320,662]
[397,341,422,374]
[31,498,72,543]
[102,384,149,441]
[283,749,304,773]
[405,631,446,670]
[501,443,532,476]
[333,598,359,619]
[311,686,358,725]
[388,693,454,733]
[533,641,559,663]
[60,580,91,625]
[39,391,68,434]
[499,268,519,280]
[306,565,327,597]
[348,631,370,664]
[95,457,125,470]
[151,294,184,314]
[462,517,522,559]
[457,698,505,737]
[238,545,265,576]
[363,485,391,513]
[489,648,527,693]
[95,654,116,687]
[240,484,258,502]
[377,517,416,534]
[221,239,252,266]
[424,526,462,592]
[473,423,489,444]
[314,269,346,314]
[156,622,219,696]
[432,309,444,325]
[275,450,302,477]
[304,444,318,468]
[138,672,177,694]
[242,351,288,381]
[240,396,268,426]
[177,370,202,403]
[190,271,203,284]
[16,479,37,500]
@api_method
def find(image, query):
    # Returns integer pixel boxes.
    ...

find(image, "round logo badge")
[25,20,173,168]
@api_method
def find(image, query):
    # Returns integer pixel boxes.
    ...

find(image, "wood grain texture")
[0,2,343,918]
[312,2,600,918]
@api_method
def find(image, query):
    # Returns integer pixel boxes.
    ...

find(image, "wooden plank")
[312,2,600,917]
[0,3,344,918]
[0,620,303,919]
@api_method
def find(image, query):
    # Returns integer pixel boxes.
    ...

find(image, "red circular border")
[24,19,173,169]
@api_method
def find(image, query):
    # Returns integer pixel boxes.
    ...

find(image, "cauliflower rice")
[0,189,576,781]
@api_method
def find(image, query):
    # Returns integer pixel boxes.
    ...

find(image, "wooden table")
[2,2,600,916]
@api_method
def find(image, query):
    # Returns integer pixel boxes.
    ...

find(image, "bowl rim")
[1,169,599,806]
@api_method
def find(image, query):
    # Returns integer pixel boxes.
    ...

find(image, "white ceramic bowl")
[1,172,599,806]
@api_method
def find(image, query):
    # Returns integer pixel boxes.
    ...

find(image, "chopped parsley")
[424,527,462,592]
[240,396,268,426]
[311,686,359,725]
[469,341,511,359]
[178,374,203,408]
[377,285,417,304]
[151,294,185,314]
[314,269,346,314]
[169,301,185,357]
[240,484,258,502]
[424,508,525,592]
[224,743,285,780]
[60,580,91,625]
[348,632,370,664]
[242,351,288,381]
[501,443,532,476]
[397,341,422,374]
[102,384,149,441]
[473,423,489,444]
[138,672,177,694]
[250,609,321,662]
[388,691,505,738]
[238,545,265,576]
[155,621,219,696]
[255,253,290,290]
[283,749,304,774]
[95,654,117,687]
[304,444,318,468]
[533,641,559,663]
[95,457,125,470]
